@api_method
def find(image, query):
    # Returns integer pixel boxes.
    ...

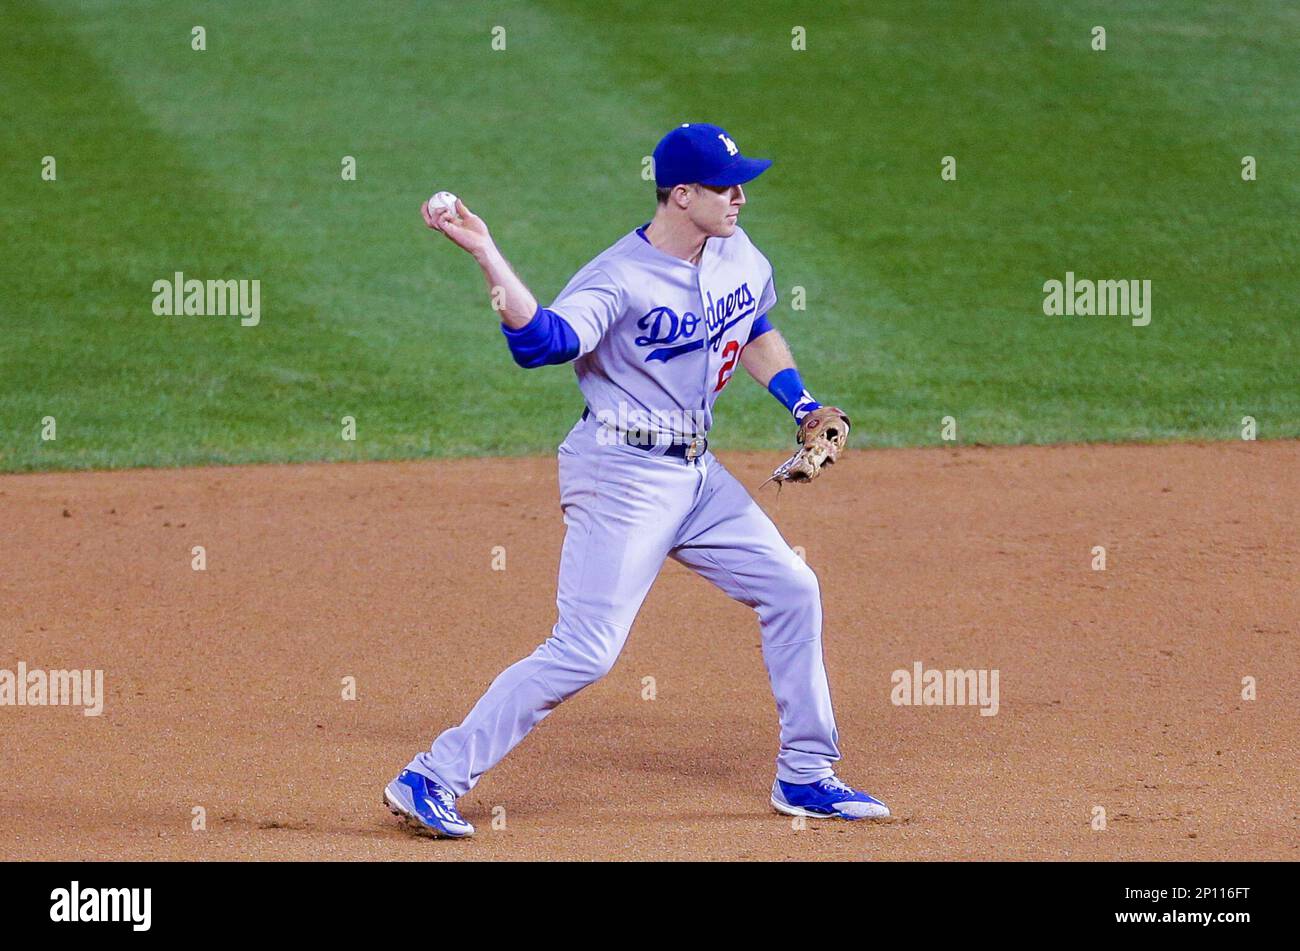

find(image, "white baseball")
[428,190,459,218]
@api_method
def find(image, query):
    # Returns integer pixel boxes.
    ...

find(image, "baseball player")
[385,123,890,837]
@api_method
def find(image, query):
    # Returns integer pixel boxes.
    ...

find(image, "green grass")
[1,0,1296,471]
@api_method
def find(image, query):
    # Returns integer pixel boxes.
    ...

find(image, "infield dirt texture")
[1,2,1297,860]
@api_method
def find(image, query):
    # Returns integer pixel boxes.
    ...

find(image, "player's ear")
[675,184,694,209]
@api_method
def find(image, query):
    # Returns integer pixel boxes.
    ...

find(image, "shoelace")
[421,779,459,813]
[820,776,854,794]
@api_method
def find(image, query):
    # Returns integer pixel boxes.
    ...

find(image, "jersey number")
[714,340,740,392]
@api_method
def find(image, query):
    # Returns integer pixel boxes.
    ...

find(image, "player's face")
[689,183,746,237]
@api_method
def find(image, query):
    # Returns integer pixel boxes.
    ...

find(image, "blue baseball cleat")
[384,769,475,838]
[771,775,891,821]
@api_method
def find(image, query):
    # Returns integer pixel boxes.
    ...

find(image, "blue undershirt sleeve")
[747,312,775,343]
[501,305,581,368]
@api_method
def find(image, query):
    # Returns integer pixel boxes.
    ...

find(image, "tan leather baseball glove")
[763,406,851,486]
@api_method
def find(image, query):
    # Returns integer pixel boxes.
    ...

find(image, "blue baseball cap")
[653,123,772,188]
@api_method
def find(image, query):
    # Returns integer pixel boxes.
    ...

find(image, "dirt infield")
[1,441,1295,861]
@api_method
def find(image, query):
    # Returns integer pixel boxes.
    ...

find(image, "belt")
[581,407,708,460]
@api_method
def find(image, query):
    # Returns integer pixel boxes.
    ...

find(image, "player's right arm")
[424,197,613,369]
[421,198,537,329]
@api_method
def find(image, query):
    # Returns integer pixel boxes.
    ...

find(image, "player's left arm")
[742,319,851,485]
[739,320,821,422]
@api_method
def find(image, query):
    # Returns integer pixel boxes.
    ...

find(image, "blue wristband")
[767,367,821,422]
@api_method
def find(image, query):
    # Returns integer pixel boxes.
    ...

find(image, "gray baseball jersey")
[551,224,777,437]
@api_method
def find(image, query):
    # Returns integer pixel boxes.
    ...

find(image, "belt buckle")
[684,436,708,461]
